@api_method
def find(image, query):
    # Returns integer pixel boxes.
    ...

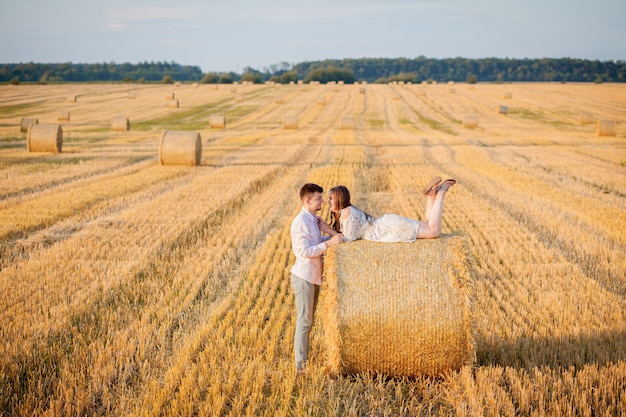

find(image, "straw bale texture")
[27,124,62,153]
[596,120,616,137]
[340,116,355,130]
[282,115,298,130]
[463,114,479,128]
[159,130,202,166]
[209,115,226,129]
[20,117,38,133]
[111,117,130,132]
[504,92,513,99]
[448,81,455,85]
[496,105,508,115]
[320,235,474,377]
[57,111,70,122]
[580,111,594,125]
[167,100,179,109]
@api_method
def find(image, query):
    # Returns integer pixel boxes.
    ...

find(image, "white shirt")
[290,207,330,285]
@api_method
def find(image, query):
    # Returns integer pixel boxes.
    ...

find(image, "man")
[290,183,343,375]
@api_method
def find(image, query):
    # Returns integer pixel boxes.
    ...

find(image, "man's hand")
[326,233,344,247]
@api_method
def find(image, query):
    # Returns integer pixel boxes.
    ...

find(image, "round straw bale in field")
[496,105,508,115]
[338,80,344,85]
[175,82,182,87]
[449,88,456,94]
[111,117,130,132]
[283,115,299,130]
[230,86,238,93]
[359,88,366,94]
[165,92,175,100]
[235,94,245,102]
[209,115,226,129]
[57,110,70,122]
[580,111,594,125]
[340,116,355,130]
[317,97,326,105]
[504,92,513,99]
[192,83,199,88]
[128,92,137,99]
[67,95,76,103]
[463,114,479,128]
[159,130,202,166]
[448,81,455,85]
[27,124,62,153]
[597,120,616,137]
[320,235,474,377]
[275,96,285,104]
[20,117,38,132]
[167,99,179,109]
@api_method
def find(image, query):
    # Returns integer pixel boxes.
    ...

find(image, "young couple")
[289,177,456,374]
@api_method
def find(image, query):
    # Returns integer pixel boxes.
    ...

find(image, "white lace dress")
[340,206,421,243]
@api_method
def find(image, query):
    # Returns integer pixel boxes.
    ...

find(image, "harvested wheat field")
[0,82,625,416]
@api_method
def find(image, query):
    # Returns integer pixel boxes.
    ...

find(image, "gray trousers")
[291,274,320,370]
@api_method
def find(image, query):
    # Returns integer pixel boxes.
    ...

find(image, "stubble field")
[0,81,625,416]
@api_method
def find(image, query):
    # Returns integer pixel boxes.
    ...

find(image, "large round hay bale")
[448,88,456,94]
[340,116,355,130]
[283,115,298,130]
[20,117,38,133]
[597,120,616,137]
[316,97,326,105]
[128,92,137,99]
[57,111,70,122]
[165,92,175,100]
[463,114,479,128]
[209,115,226,129]
[504,92,513,99]
[111,117,130,132]
[27,124,62,153]
[167,99,179,109]
[235,94,245,102]
[580,111,594,125]
[275,96,285,104]
[159,130,202,166]
[67,95,76,103]
[320,235,474,377]
[496,105,508,114]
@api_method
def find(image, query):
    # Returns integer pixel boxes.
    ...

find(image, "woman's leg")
[418,180,455,239]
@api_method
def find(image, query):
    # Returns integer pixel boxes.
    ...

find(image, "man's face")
[306,192,324,212]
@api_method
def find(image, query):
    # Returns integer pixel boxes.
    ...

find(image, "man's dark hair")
[300,183,323,200]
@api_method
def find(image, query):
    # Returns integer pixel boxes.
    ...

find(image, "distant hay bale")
[235,94,245,102]
[297,80,304,85]
[416,90,426,97]
[230,86,238,93]
[317,97,326,105]
[167,99,179,109]
[392,94,401,100]
[209,115,226,129]
[340,116,355,130]
[282,115,298,130]
[504,92,513,99]
[159,130,202,166]
[192,83,199,88]
[359,88,366,94]
[496,105,508,115]
[57,110,70,122]
[398,81,405,86]
[320,235,474,377]
[66,95,76,103]
[338,80,344,85]
[580,111,594,125]
[27,124,62,153]
[275,96,285,104]
[175,82,182,87]
[463,114,479,128]
[111,117,130,132]
[20,117,38,133]
[449,88,456,94]
[211,84,219,90]
[165,92,175,100]
[128,92,137,99]
[448,81,455,85]
[597,120,616,137]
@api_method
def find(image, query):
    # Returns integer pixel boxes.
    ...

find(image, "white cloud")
[105,6,200,31]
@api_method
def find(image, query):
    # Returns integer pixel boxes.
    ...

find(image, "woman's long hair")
[328,185,351,232]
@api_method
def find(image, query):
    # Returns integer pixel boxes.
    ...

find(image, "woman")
[320,177,455,242]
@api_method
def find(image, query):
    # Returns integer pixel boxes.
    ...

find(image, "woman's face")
[327,192,337,213]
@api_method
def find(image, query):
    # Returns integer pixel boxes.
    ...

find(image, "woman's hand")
[317,216,337,235]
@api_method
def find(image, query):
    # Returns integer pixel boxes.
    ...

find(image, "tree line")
[2,57,625,84]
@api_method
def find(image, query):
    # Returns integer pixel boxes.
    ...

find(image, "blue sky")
[0,0,624,73]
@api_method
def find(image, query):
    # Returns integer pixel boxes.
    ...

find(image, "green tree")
[466,74,477,84]
[162,75,174,84]
[218,73,233,84]
[200,73,219,84]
